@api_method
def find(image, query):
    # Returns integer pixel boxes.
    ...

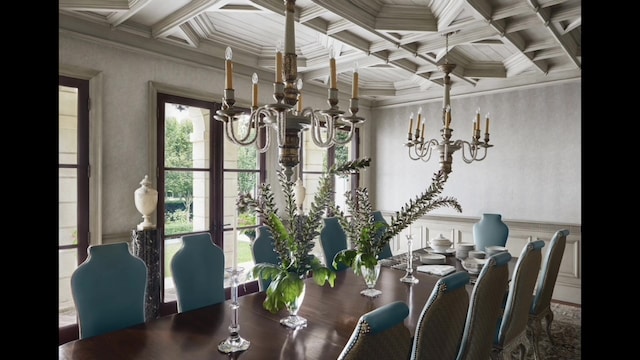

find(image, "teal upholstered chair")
[528,229,570,359]
[70,242,147,339]
[320,217,349,271]
[456,251,512,360]
[410,271,470,360]
[250,225,280,291]
[338,301,412,360]
[491,240,545,360]
[372,211,393,259]
[170,232,225,313]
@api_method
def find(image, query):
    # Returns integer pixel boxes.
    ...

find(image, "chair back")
[320,217,349,271]
[70,242,147,339]
[492,240,545,356]
[531,229,569,315]
[170,232,225,312]
[372,211,393,259]
[251,225,280,291]
[411,271,470,360]
[338,301,412,360]
[456,251,511,360]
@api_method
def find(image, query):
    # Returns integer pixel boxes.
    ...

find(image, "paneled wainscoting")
[381,213,581,305]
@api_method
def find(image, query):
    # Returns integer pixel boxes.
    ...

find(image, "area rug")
[524,302,581,359]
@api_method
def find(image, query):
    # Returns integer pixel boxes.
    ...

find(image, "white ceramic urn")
[134,175,158,230]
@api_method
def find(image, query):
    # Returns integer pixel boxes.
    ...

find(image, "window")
[157,93,265,310]
[58,76,90,328]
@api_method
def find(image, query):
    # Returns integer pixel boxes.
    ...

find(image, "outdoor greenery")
[237,158,371,314]
[165,117,194,218]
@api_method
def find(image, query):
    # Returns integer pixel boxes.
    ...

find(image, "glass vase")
[280,282,307,329]
[360,261,382,297]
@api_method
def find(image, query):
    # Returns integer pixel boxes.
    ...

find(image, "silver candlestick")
[218,267,250,354]
[400,233,419,284]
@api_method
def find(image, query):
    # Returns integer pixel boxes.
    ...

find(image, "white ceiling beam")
[152,0,229,39]
[374,5,437,33]
[59,0,132,11]
[107,0,152,28]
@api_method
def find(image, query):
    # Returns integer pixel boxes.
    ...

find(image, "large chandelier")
[405,31,493,177]
[214,0,364,180]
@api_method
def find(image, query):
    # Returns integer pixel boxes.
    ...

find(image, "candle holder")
[218,267,250,354]
[400,234,419,284]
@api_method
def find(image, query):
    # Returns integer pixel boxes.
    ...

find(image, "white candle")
[232,211,238,269]
[251,73,259,108]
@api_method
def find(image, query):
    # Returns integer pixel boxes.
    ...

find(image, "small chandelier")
[405,31,493,177]
[214,0,364,180]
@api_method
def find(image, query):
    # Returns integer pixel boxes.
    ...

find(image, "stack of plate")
[456,243,475,260]
[420,254,446,265]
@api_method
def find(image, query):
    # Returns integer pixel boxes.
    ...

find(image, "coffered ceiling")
[59,0,581,107]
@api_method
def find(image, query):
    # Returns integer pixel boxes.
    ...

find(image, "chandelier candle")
[330,52,337,89]
[276,43,283,83]
[225,47,233,90]
[352,63,359,98]
[252,73,258,109]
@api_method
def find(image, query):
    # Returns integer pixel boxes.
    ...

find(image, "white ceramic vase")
[134,175,158,230]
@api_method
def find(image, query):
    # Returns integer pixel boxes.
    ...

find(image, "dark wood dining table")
[58,251,511,360]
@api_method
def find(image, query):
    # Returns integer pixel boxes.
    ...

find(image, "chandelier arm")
[331,124,355,145]
[276,111,287,148]
[224,116,254,146]
[456,141,479,164]
[255,126,271,153]
[473,145,489,161]
[407,145,422,161]
[310,112,335,148]
[251,107,277,153]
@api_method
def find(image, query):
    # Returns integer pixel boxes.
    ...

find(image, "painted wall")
[369,81,581,225]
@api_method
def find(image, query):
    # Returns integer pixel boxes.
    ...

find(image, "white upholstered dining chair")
[491,239,545,360]
[410,271,470,360]
[527,229,570,359]
[456,251,512,360]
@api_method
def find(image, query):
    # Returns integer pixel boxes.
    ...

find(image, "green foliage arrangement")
[237,158,372,314]
[333,169,462,274]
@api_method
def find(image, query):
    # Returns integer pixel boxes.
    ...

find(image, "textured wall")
[370,81,581,224]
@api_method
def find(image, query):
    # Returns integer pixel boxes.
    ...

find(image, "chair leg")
[528,320,542,360]
[517,342,527,360]
[544,309,555,345]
